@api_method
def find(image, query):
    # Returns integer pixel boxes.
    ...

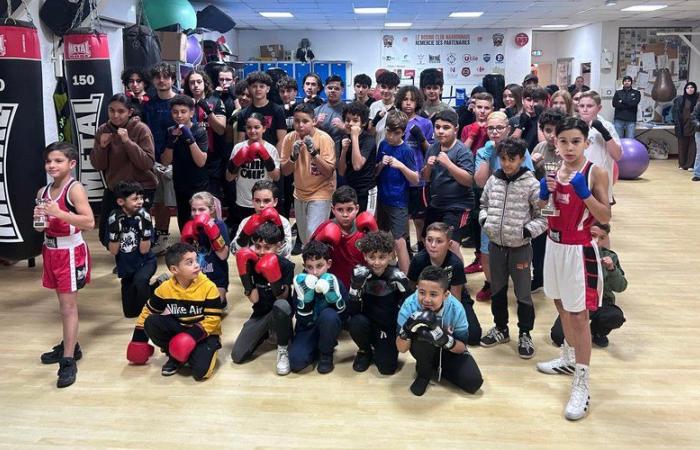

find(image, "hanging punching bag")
[0,20,46,260]
[63,29,112,214]
[651,68,676,102]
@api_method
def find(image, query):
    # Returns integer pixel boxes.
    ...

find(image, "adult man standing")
[612,76,640,138]
[568,76,590,94]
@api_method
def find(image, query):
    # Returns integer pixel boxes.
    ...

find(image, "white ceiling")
[200,0,700,30]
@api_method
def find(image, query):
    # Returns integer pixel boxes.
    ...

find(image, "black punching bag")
[63,29,112,214]
[482,73,505,110]
[0,20,46,260]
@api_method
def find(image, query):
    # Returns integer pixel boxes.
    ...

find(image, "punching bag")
[483,73,506,110]
[0,21,46,260]
[63,29,112,214]
[651,68,676,102]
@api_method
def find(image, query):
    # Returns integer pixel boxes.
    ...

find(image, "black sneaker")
[161,357,181,376]
[317,353,334,374]
[41,341,82,364]
[352,350,373,372]
[480,326,510,347]
[56,357,77,388]
[518,332,535,359]
[291,238,303,256]
[592,333,609,348]
[410,376,430,396]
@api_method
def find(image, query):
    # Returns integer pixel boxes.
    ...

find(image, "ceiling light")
[259,12,293,18]
[354,7,388,14]
[541,24,569,28]
[604,0,617,6]
[385,22,412,27]
[621,4,667,11]
[449,12,484,18]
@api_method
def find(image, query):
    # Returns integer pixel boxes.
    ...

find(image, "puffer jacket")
[479,167,547,247]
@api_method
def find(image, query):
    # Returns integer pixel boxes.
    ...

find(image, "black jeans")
[409,340,483,394]
[531,233,546,286]
[348,314,398,375]
[120,258,157,318]
[550,304,626,346]
[462,293,483,345]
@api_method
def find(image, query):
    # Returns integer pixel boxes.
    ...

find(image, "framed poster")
[617,27,692,81]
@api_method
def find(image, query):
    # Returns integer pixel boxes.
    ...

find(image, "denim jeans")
[694,132,700,178]
[613,119,636,139]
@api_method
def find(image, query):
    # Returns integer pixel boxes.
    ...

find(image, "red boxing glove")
[356,211,378,233]
[237,213,267,248]
[141,94,150,103]
[255,253,284,297]
[126,327,154,365]
[180,220,198,244]
[227,146,255,173]
[260,206,282,227]
[250,141,276,172]
[169,332,197,363]
[315,221,342,246]
[236,247,259,295]
[194,213,226,251]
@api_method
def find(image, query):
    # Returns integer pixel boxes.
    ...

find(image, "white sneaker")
[536,342,575,375]
[276,347,290,375]
[565,364,590,420]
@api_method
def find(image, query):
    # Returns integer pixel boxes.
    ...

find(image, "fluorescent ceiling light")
[259,12,294,18]
[605,0,617,6]
[449,12,484,18]
[621,4,667,11]
[354,7,388,14]
[541,24,569,28]
[385,22,412,27]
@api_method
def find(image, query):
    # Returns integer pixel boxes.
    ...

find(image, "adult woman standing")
[672,82,698,170]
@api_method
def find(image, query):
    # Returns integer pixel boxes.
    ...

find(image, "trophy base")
[541,207,559,217]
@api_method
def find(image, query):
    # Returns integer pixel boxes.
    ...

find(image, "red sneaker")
[465,255,483,274]
[476,283,492,302]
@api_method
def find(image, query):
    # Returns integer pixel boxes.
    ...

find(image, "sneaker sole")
[536,364,575,375]
[57,377,76,388]
[480,337,510,348]
[565,398,590,421]
[161,368,179,376]
[518,351,535,359]
[277,368,291,376]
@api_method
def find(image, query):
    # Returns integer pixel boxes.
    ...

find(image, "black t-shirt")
[408,250,466,287]
[251,255,295,318]
[195,94,227,162]
[237,101,287,146]
[456,104,476,139]
[115,216,156,278]
[171,125,209,193]
[337,130,376,195]
[510,113,539,151]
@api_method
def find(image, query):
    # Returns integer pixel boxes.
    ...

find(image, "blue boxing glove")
[179,125,195,146]
[476,141,494,168]
[293,273,318,317]
[315,273,345,313]
[539,177,551,201]
[570,172,592,200]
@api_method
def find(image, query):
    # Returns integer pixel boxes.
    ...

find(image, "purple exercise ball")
[618,138,650,180]
[186,35,203,65]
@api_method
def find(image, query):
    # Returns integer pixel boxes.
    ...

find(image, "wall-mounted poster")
[617,27,692,82]
[380,30,506,93]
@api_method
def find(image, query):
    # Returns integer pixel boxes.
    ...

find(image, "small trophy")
[541,162,560,217]
[34,198,48,228]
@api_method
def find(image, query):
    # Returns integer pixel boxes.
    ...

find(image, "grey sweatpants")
[294,198,332,244]
[231,299,292,363]
[488,242,535,332]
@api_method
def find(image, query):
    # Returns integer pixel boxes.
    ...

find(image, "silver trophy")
[541,161,560,217]
[34,198,48,228]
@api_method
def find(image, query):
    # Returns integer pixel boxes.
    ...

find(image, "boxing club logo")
[67,41,92,59]
[0,104,23,243]
[70,94,106,202]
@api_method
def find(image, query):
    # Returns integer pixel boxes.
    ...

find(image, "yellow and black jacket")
[135,272,222,341]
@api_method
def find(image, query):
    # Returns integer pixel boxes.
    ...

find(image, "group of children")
[32,66,630,422]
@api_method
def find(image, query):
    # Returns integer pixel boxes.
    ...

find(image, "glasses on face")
[487,125,507,133]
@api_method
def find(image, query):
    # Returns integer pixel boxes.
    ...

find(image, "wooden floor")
[1,159,699,449]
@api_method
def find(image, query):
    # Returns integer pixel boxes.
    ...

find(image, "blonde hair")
[487,111,509,123]
[190,191,222,220]
[579,90,601,106]
[550,90,573,116]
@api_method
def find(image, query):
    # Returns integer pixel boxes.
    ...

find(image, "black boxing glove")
[590,119,613,142]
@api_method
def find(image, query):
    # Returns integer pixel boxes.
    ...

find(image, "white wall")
[504,29,533,85]
[556,23,603,92]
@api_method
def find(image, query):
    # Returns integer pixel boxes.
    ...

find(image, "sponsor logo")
[68,41,92,59]
[428,54,440,63]
[0,103,22,242]
[447,53,457,65]
[515,32,530,47]
[492,33,504,47]
[496,53,504,63]
[477,65,486,73]
[461,67,471,77]
[483,53,491,62]
[417,54,425,64]
[0,35,6,57]
[70,94,106,202]
[382,35,394,48]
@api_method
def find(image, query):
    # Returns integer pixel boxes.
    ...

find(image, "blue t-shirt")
[376,140,417,208]
[403,115,434,187]
[195,218,230,288]
[397,292,468,343]
[475,140,535,173]
[143,95,176,162]
[115,216,156,278]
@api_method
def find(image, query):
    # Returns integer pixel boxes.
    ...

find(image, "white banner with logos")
[379,30,506,95]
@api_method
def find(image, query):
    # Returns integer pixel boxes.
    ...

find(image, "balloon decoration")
[144,0,197,31]
[0,21,46,261]
[186,35,203,65]
[618,138,650,180]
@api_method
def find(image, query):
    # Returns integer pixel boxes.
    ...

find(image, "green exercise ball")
[144,0,197,31]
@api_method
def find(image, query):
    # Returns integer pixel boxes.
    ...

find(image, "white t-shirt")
[369,99,394,150]
[231,214,293,258]
[229,140,280,208]
[584,116,620,202]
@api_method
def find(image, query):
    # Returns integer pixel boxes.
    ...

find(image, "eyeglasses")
[487,125,508,133]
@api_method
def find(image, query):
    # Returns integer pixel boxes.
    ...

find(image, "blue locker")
[330,63,348,99]
[294,63,311,99]
[261,62,277,72]
[243,63,260,78]
[313,63,330,100]
[277,63,294,77]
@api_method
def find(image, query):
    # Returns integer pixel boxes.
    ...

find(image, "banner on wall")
[380,30,507,88]
[63,29,113,214]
